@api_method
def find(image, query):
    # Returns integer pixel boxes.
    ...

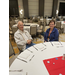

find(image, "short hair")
[17,21,23,27]
[49,20,55,25]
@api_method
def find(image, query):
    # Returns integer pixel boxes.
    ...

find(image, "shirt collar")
[18,29,27,33]
[18,29,24,33]
[50,27,55,33]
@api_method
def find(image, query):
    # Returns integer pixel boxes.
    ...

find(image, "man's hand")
[27,40,32,44]
[62,54,65,60]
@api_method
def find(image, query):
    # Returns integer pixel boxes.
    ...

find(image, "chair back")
[56,22,61,28]
[30,25,37,36]
[19,18,23,22]
[23,19,28,23]
[60,18,63,21]
[28,19,33,23]
[9,21,15,28]
[12,27,18,34]
[9,40,15,57]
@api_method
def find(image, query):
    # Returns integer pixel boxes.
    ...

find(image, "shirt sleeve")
[44,30,48,42]
[14,33,27,46]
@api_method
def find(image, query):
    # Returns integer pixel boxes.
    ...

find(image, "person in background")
[44,20,59,42]
[14,21,35,52]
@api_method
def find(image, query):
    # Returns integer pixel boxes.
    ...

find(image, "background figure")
[14,21,35,52]
[44,20,59,42]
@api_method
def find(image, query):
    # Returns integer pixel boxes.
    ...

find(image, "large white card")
[51,42,64,48]
[33,43,46,51]
[9,69,23,75]
[17,50,34,63]
[27,46,38,53]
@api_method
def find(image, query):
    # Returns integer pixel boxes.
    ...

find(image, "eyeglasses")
[50,24,54,25]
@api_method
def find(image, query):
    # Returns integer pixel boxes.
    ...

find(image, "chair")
[9,21,15,29]
[12,27,18,34]
[37,24,43,38]
[30,25,37,40]
[60,18,63,21]
[19,18,23,22]
[9,40,18,67]
[56,22,64,34]
[9,27,18,41]
[63,16,65,21]
[23,19,28,23]
[28,19,33,23]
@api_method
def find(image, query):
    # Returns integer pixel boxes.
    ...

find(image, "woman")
[44,20,59,42]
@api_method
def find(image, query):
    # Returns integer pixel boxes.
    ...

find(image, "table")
[9,42,65,75]
[12,23,39,33]
[23,19,28,23]
[40,18,52,25]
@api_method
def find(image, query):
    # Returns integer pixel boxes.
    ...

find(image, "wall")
[44,0,53,17]
[28,0,39,17]
[57,0,65,16]
[23,0,29,17]
[18,0,24,18]
[39,0,44,17]
[52,0,58,17]
[9,0,19,16]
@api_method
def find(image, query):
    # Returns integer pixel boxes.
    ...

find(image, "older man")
[14,21,35,51]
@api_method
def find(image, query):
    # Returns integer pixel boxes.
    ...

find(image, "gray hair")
[17,21,23,27]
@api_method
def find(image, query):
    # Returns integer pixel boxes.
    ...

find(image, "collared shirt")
[44,27,59,42]
[14,29,32,50]
[19,29,29,42]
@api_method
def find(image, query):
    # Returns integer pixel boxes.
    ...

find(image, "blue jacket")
[44,27,59,41]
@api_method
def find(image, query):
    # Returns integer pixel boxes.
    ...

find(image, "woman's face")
[49,22,55,29]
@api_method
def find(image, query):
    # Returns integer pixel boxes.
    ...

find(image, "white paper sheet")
[28,46,38,53]
[43,42,52,47]
[51,42,64,48]
[17,50,34,63]
[34,43,46,51]
[51,42,62,46]
[9,69,23,75]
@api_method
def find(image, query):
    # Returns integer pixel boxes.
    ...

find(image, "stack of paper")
[9,69,23,75]
[17,50,34,63]
[51,42,63,48]
[34,43,46,51]
[27,46,38,53]
[43,42,52,47]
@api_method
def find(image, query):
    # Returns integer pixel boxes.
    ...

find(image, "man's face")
[18,23,24,31]
[49,22,55,29]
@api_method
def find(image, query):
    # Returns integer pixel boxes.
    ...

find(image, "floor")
[9,26,65,57]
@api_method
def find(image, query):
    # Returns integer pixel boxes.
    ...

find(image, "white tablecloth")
[9,42,65,75]
[12,23,39,33]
